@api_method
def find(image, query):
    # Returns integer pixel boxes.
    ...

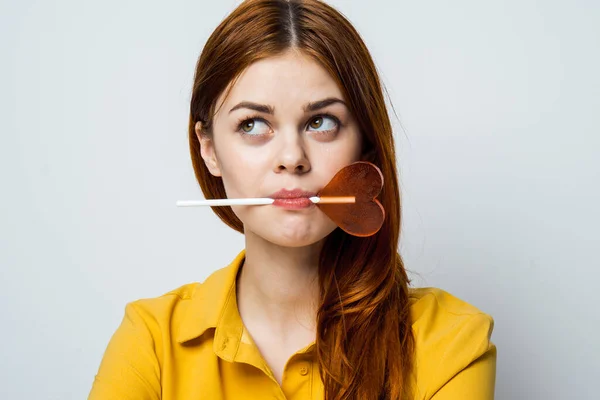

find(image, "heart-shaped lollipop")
[316,161,385,237]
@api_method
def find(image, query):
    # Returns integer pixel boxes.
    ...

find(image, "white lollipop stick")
[177,198,274,206]
[176,196,355,207]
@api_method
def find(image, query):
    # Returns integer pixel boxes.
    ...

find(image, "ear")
[195,121,222,177]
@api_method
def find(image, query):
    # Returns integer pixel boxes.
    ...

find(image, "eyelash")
[235,113,341,137]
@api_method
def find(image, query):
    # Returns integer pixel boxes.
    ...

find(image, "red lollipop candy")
[316,161,385,237]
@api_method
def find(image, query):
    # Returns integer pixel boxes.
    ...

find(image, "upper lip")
[268,188,318,199]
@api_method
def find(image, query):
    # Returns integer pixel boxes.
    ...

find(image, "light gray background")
[1,0,598,399]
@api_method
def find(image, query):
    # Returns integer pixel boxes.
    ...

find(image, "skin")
[195,49,363,385]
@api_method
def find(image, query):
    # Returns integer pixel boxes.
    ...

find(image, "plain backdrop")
[1,0,599,399]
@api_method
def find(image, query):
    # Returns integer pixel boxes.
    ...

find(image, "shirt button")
[220,338,228,350]
[299,365,309,376]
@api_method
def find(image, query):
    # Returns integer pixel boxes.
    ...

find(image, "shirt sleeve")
[88,302,161,400]
[430,314,497,400]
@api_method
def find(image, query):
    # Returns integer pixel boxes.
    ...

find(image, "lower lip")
[272,198,314,209]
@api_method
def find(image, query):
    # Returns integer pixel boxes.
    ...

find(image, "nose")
[274,131,311,174]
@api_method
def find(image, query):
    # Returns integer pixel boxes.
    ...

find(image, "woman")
[88,0,496,399]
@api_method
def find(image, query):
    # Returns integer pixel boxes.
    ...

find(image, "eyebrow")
[228,97,347,115]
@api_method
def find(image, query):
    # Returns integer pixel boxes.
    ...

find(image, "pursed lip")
[268,188,318,199]
[268,188,319,209]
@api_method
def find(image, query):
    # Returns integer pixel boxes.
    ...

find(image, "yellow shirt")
[88,249,496,399]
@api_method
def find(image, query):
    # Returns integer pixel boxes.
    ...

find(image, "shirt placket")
[281,352,315,399]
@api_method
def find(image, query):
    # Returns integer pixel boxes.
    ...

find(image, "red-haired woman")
[89,1,496,399]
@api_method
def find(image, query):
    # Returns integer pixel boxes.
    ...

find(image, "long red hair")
[188,0,415,398]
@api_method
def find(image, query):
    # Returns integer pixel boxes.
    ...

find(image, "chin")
[240,208,337,243]
[268,236,325,248]
[247,223,337,248]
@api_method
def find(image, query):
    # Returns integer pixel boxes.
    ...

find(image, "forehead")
[217,51,344,112]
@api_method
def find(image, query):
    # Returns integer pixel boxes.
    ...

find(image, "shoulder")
[130,280,199,312]
[123,264,234,338]
[408,286,493,322]
[116,282,198,349]
[131,260,235,309]
[408,287,496,397]
[126,281,197,319]
[120,250,245,347]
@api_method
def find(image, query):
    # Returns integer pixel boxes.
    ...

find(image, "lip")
[269,188,318,199]
[268,188,318,209]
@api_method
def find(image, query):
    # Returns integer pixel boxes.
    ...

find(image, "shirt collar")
[176,248,246,345]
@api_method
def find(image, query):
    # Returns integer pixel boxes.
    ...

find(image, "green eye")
[241,120,254,132]
[307,115,338,132]
[237,117,269,136]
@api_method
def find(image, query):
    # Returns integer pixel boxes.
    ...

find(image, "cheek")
[217,147,266,199]
[313,136,363,175]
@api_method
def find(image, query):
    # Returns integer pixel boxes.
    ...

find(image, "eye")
[236,116,271,136]
[307,114,339,134]
[235,113,341,138]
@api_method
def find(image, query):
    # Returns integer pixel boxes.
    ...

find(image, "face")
[196,50,363,248]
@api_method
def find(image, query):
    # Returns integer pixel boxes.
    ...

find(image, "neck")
[237,230,322,333]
